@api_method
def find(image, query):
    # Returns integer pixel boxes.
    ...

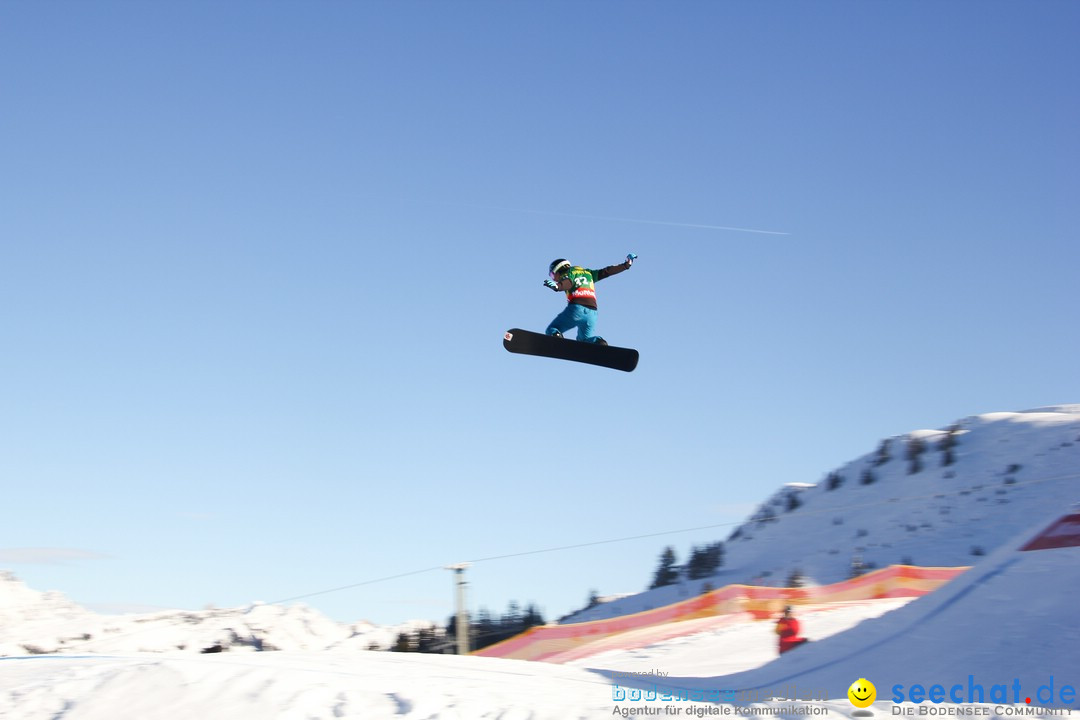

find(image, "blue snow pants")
[546,304,603,343]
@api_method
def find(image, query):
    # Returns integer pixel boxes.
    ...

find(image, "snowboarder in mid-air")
[542,253,637,345]
[502,253,640,372]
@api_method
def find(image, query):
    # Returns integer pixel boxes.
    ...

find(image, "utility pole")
[446,563,470,655]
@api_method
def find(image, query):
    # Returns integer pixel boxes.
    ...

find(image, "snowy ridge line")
[42,567,449,655]
[760,468,1078,517]
[462,468,1080,568]
[466,469,1080,568]
[41,469,1080,656]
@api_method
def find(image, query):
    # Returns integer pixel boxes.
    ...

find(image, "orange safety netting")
[473,564,967,662]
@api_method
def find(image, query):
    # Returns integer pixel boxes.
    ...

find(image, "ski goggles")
[549,260,571,279]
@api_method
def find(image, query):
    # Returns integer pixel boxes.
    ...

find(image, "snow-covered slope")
[2,508,1077,718]
[1,405,1078,719]
[596,505,1080,711]
[565,406,1080,623]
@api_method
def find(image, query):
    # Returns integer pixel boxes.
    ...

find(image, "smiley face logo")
[848,678,877,708]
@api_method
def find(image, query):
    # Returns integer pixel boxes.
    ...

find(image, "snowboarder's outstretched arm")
[595,253,637,282]
[543,254,637,291]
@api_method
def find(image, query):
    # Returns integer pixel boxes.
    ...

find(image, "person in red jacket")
[775,606,809,654]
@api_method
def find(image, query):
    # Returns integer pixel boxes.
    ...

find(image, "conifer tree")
[649,546,680,589]
[939,424,961,466]
[874,439,892,466]
[686,542,724,580]
[906,436,926,474]
[391,632,414,652]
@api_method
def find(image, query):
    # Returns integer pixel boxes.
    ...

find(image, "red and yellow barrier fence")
[473,564,968,662]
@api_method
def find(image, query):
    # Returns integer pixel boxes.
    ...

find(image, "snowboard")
[502,328,639,372]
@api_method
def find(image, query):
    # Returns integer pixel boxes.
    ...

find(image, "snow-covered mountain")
[564,405,1080,622]
[4,501,1079,718]
[0,571,437,656]
[4,404,1077,655]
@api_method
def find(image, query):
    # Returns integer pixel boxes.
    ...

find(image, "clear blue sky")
[2,1,1076,627]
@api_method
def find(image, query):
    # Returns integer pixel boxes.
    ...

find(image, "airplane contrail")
[417,199,790,236]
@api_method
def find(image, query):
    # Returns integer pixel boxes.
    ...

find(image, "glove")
[543,279,560,291]
[626,253,638,267]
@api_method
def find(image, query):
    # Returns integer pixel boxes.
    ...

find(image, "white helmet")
[549,258,571,279]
